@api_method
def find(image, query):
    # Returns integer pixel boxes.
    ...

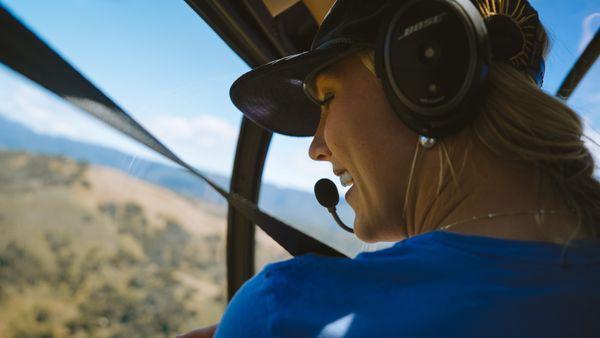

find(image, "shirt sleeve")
[214,267,274,338]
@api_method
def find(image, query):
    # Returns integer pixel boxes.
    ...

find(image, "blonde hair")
[355,32,600,239]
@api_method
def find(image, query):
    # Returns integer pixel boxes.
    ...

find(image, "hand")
[176,324,218,338]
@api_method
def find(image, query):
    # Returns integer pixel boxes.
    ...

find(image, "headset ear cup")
[377,0,491,138]
[374,9,395,80]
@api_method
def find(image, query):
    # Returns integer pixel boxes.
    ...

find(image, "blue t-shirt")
[215,230,600,338]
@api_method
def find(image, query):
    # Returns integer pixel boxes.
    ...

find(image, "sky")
[0,0,598,194]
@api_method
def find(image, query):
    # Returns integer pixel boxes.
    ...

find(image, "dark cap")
[229,0,545,137]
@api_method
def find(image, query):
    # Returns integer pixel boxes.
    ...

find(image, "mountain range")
[0,113,361,254]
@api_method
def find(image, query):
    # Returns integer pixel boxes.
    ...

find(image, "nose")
[309,117,332,161]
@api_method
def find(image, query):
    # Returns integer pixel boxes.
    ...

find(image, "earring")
[419,135,436,148]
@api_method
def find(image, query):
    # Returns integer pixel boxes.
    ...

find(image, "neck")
[404,141,581,243]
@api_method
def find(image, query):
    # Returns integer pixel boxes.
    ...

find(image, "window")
[0,0,249,335]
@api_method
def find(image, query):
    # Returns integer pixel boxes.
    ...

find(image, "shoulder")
[216,245,455,338]
[213,265,274,337]
[258,234,456,284]
[215,255,340,338]
[262,253,353,278]
[220,253,364,314]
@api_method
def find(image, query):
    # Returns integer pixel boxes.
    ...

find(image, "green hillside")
[0,150,288,338]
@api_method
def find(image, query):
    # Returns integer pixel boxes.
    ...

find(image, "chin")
[353,216,407,243]
[353,217,382,243]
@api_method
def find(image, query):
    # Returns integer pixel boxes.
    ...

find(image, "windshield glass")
[0,1,248,336]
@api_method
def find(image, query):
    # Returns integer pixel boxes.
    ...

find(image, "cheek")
[321,104,354,153]
[350,105,418,238]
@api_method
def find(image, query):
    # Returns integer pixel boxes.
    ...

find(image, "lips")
[334,168,354,188]
[339,171,354,187]
[333,168,357,203]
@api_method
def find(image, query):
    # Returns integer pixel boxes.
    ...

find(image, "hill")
[0,150,288,337]
[0,113,357,242]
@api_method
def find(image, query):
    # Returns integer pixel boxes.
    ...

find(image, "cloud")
[0,66,240,175]
[140,114,239,173]
[0,67,165,163]
[5,80,83,138]
[578,12,600,52]
[143,114,237,148]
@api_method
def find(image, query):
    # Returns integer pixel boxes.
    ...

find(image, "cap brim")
[230,44,357,137]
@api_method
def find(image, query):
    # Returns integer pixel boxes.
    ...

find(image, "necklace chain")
[439,209,565,231]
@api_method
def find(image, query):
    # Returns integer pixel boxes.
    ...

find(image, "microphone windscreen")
[314,178,340,208]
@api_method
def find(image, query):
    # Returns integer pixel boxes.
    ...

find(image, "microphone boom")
[314,178,354,233]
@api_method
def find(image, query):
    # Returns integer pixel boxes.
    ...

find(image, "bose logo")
[397,12,448,41]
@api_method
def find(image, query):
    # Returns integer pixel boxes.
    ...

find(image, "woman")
[179,0,600,337]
